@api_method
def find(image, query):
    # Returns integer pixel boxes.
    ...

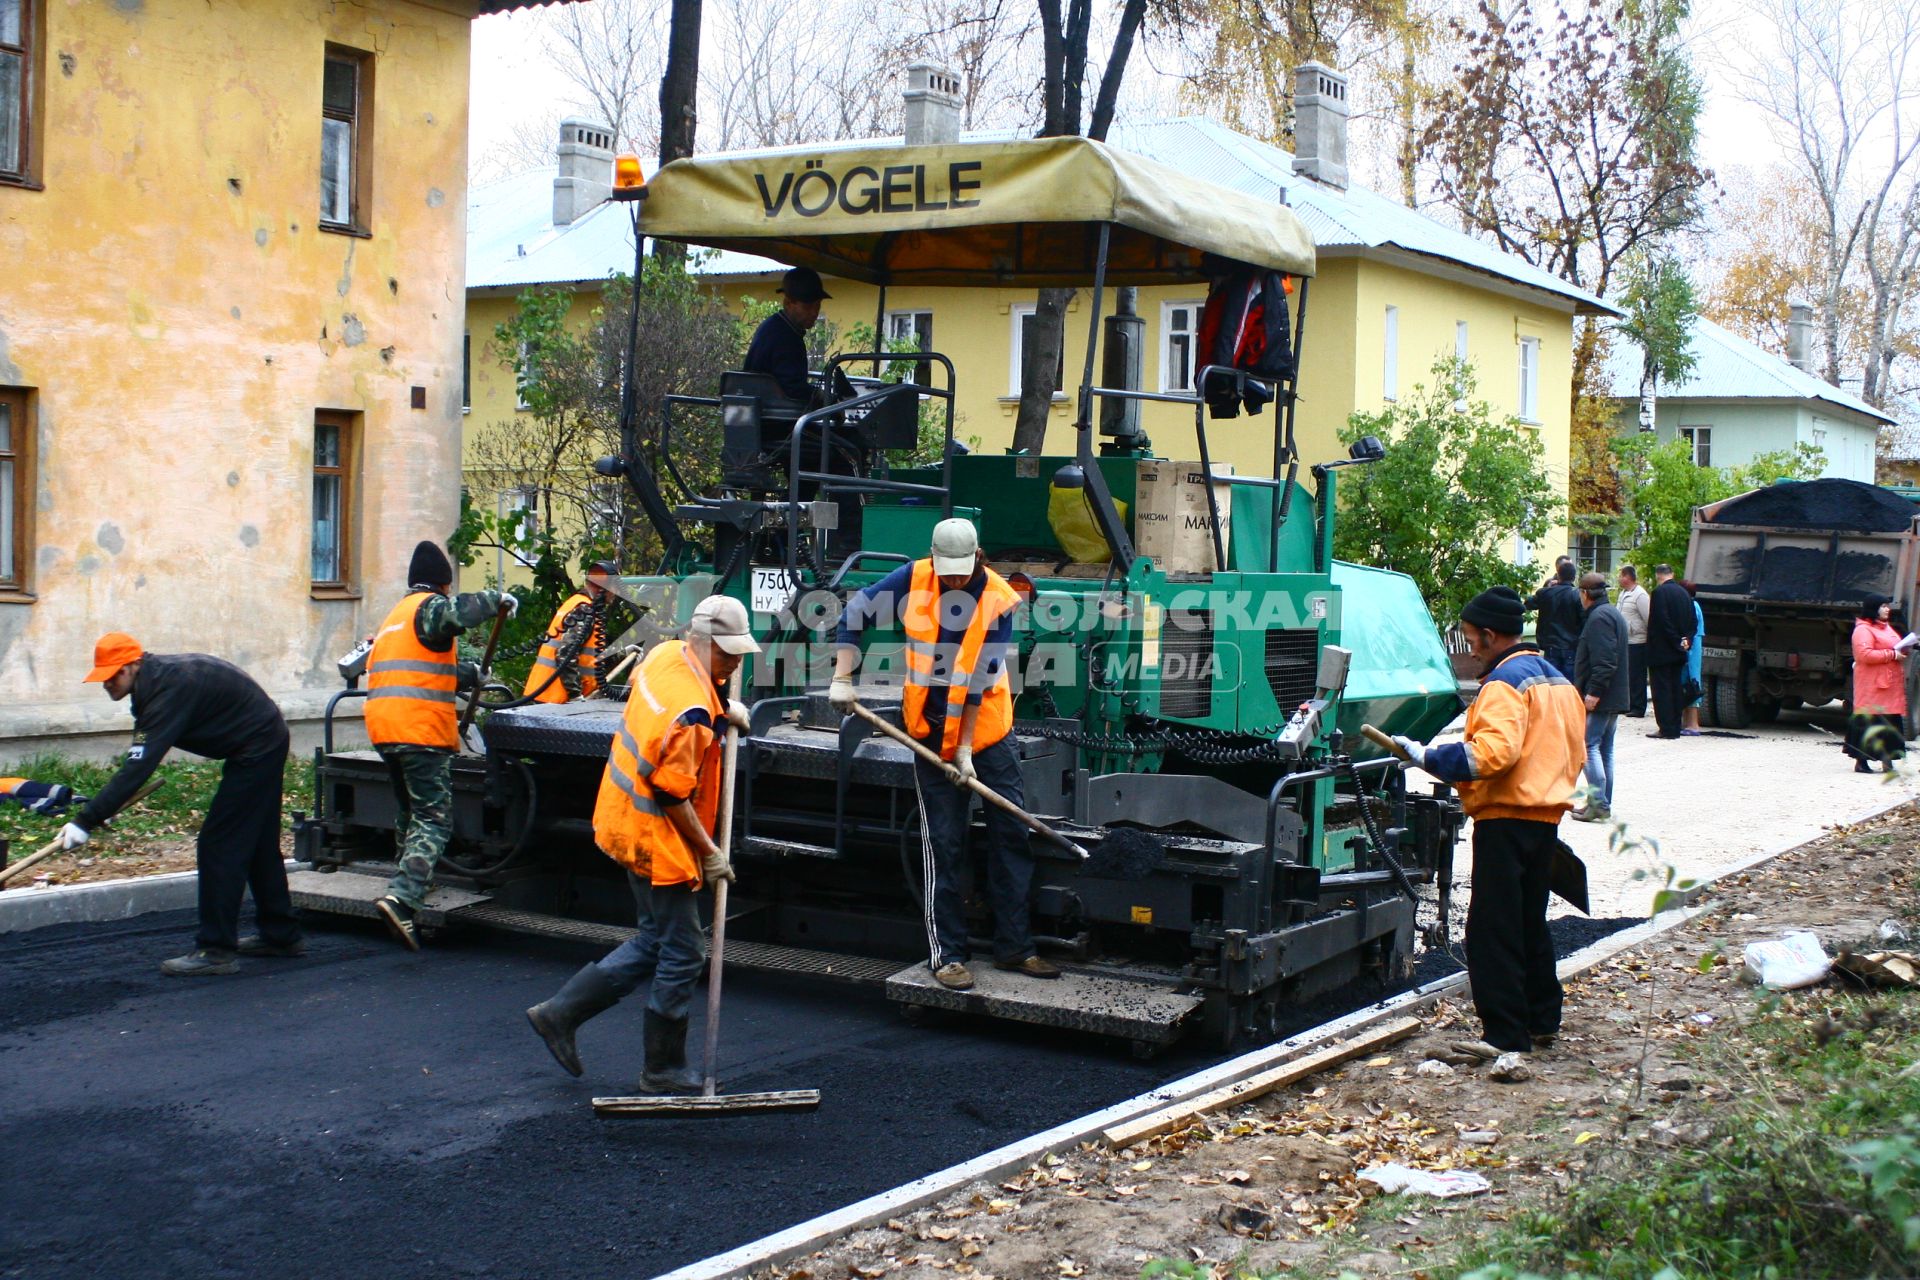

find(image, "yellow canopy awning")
[638,136,1317,287]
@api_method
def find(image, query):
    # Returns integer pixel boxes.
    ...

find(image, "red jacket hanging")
[1196,268,1295,419]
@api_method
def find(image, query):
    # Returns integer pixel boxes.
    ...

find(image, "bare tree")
[545,0,665,156]
[1733,0,1920,409]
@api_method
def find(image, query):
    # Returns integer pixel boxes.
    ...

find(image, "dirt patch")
[750,803,1920,1280]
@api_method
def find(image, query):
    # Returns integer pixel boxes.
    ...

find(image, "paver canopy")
[638,136,1318,287]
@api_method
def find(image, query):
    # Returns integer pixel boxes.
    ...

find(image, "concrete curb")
[654,791,1917,1280]
[0,860,303,935]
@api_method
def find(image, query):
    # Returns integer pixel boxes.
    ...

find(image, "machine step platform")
[885,962,1204,1045]
[287,868,488,923]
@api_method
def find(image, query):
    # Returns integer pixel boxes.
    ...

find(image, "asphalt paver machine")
[293,138,1467,1050]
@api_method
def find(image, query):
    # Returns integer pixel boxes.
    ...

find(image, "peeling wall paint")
[0,0,474,743]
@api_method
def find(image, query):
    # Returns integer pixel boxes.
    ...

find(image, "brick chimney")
[1787,300,1814,373]
[1291,62,1349,190]
[904,64,963,146]
[553,118,614,227]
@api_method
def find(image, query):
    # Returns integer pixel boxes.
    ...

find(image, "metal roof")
[1602,315,1894,426]
[467,116,1612,312]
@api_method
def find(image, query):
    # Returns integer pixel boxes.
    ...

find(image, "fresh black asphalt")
[0,907,1633,1279]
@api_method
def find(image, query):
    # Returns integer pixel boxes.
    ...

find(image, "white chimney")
[904,64,963,146]
[553,118,614,227]
[1291,62,1349,191]
[1787,300,1814,373]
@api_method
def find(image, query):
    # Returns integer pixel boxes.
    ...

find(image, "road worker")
[368,541,515,950]
[828,517,1059,991]
[522,561,615,704]
[525,595,756,1093]
[63,632,302,976]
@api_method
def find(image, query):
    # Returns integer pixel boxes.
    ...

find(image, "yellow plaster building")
[0,0,552,749]
[464,70,1610,587]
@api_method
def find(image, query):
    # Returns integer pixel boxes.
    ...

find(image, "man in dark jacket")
[1646,563,1695,739]
[1527,560,1584,677]
[1572,573,1630,820]
[61,633,301,976]
[743,266,830,402]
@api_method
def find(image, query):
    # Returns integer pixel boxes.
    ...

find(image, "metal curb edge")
[654,792,1911,1280]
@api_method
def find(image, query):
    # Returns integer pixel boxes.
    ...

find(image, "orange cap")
[83,632,143,683]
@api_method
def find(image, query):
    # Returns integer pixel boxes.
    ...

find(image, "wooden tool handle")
[701,669,744,1099]
[595,647,642,692]
[1360,724,1411,761]
[0,777,166,888]
[458,600,514,741]
[849,701,1088,859]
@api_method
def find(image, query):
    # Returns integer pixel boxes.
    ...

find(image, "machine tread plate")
[885,963,1203,1044]
[287,868,488,924]
[483,702,626,758]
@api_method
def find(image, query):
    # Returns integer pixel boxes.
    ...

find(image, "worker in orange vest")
[367,541,514,950]
[828,517,1058,992]
[525,595,756,1092]
[522,561,615,703]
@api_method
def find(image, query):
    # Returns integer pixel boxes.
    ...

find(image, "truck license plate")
[1703,646,1737,660]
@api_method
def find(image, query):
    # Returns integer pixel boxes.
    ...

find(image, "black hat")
[1461,585,1526,636]
[777,266,831,302]
[408,540,454,589]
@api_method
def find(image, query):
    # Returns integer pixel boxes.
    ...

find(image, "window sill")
[311,585,363,601]
[0,175,44,192]
[319,222,372,240]
[0,587,37,605]
[1517,418,1542,428]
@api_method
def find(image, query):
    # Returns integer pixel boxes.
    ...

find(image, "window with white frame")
[516,340,534,411]
[1161,300,1203,393]
[1009,303,1066,396]
[1382,305,1399,401]
[885,309,933,381]
[496,487,539,581]
[1517,336,1540,422]
[1680,425,1712,467]
[1453,320,1469,408]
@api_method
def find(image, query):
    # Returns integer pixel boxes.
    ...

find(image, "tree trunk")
[1011,288,1074,456]
[653,0,703,265]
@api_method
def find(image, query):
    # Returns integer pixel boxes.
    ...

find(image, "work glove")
[725,699,751,734]
[702,848,736,885]
[59,822,90,851]
[499,592,519,619]
[1390,736,1427,768]
[828,677,857,714]
[950,745,977,788]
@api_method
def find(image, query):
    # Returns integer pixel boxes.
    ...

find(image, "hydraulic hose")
[438,756,540,879]
[1339,756,1421,907]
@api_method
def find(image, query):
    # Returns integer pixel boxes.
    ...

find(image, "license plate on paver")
[751,568,792,616]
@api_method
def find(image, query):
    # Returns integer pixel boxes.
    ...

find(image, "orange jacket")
[591,640,723,887]
[1423,646,1585,823]
[365,593,461,750]
[899,559,1020,760]
[523,592,602,703]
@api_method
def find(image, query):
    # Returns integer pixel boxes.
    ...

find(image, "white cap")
[930,517,980,576]
[688,595,762,655]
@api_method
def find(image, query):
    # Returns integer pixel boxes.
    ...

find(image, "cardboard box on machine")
[1134,460,1233,575]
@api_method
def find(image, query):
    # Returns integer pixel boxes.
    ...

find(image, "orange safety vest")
[523,592,602,703]
[591,639,724,887]
[364,592,461,750]
[900,558,1019,761]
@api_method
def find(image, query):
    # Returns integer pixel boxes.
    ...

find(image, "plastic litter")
[1741,931,1832,989]
[1877,918,1914,948]
[1414,1059,1456,1078]
[1358,1163,1491,1197]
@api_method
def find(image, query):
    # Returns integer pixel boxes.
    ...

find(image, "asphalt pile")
[0,908,1634,1280]
[1708,479,1915,534]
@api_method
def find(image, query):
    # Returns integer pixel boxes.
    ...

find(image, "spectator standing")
[1681,582,1706,736]
[1617,566,1651,718]
[1572,573,1629,820]
[1646,564,1694,739]
[1847,595,1909,773]
[1527,560,1585,678]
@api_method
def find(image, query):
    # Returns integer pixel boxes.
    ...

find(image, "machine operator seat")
[718,368,866,557]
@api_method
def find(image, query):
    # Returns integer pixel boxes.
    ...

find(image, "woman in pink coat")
[1848,595,1908,773]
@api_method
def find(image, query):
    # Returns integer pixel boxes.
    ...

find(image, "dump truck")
[291,136,1468,1051]
[1688,478,1920,734]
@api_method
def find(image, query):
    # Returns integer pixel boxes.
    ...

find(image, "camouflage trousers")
[380,746,454,912]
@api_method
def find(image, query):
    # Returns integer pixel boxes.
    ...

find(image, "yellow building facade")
[1,0,531,748]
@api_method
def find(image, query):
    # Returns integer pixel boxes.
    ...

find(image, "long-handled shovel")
[849,701,1089,860]
[0,778,168,889]
[456,599,513,746]
[594,674,822,1118]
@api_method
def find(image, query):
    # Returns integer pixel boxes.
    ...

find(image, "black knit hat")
[1461,585,1526,636]
[408,540,454,589]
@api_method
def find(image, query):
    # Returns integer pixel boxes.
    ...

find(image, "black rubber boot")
[639,1009,703,1095]
[526,964,624,1078]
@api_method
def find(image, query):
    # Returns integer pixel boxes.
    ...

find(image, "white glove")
[500,593,519,618]
[1391,736,1427,768]
[59,822,90,850]
[726,699,751,733]
[828,677,857,714]
[702,848,736,884]
[951,745,976,787]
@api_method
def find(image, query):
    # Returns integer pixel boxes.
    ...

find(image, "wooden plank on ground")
[1101,1015,1422,1149]
[592,1089,822,1117]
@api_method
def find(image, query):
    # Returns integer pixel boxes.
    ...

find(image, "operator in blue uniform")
[744,266,831,402]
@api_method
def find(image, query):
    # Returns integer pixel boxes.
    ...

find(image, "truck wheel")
[1700,689,1720,729]
[1711,676,1752,729]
